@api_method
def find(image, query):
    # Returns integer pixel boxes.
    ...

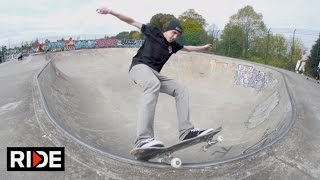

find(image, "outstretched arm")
[182,44,212,52]
[96,7,142,29]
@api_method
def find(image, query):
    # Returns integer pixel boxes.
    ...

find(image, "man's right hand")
[96,7,142,30]
[96,7,112,15]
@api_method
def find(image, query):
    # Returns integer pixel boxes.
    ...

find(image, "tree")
[179,9,206,28]
[248,33,288,67]
[1,46,7,62]
[218,25,245,57]
[206,24,219,52]
[227,5,267,58]
[206,24,218,40]
[116,31,130,40]
[177,9,207,46]
[268,35,287,58]
[266,34,288,65]
[33,38,40,47]
[249,35,268,62]
[306,35,320,76]
[178,18,207,45]
[290,38,305,63]
[0,46,5,63]
[129,31,142,39]
[150,13,177,32]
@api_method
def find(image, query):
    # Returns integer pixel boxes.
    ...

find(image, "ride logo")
[7,147,65,171]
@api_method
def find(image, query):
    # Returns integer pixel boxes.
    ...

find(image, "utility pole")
[215,30,220,54]
[317,32,320,68]
[265,28,271,64]
[290,29,296,70]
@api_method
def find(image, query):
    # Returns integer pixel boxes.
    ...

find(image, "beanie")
[165,20,183,34]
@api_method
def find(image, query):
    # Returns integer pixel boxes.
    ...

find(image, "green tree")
[227,5,267,58]
[218,25,245,57]
[177,9,207,46]
[1,46,7,61]
[0,46,5,63]
[129,31,142,39]
[149,13,177,32]
[179,9,206,28]
[288,38,305,70]
[265,34,288,67]
[179,18,206,45]
[249,35,268,63]
[268,34,287,59]
[116,31,130,40]
[206,24,219,52]
[306,35,320,76]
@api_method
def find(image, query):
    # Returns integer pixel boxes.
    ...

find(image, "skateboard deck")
[130,127,223,168]
[306,77,320,84]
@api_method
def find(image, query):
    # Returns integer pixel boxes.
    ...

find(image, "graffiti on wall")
[96,39,117,48]
[45,41,66,52]
[74,40,96,49]
[4,38,144,61]
[44,39,143,51]
[118,39,144,46]
[65,40,75,51]
[235,64,269,91]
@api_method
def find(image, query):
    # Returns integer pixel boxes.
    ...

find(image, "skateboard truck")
[158,135,224,168]
[158,153,182,168]
[202,135,223,152]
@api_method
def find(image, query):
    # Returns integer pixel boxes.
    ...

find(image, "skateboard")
[306,77,320,84]
[130,127,223,168]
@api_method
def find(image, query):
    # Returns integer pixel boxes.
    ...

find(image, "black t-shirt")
[129,24,184,72]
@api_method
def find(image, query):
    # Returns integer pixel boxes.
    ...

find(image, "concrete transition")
[37,48,294,167]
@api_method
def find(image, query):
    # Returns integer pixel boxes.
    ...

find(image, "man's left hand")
[203,44,213,51]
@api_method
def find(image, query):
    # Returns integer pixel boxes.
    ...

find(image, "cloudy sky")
[1,0,319,48]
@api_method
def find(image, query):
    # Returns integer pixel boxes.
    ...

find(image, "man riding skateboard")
[97,6,214,149]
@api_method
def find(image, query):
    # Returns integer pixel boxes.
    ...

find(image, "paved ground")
[0,49,319,179]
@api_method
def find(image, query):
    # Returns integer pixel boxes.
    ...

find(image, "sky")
[1,0,319,49]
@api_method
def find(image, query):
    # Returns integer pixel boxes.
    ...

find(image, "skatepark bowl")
[37,48,294,167]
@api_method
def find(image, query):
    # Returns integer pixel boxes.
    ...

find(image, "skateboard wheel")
[171,158,182,168]
[217,135,223,142]
[203,146,208,152]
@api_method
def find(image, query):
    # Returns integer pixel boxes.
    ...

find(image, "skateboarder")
[97,7,214,149]
[17,53,23,61]
[295,50,308,74]
[316,61,320,80]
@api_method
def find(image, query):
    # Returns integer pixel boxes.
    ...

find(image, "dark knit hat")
[165,20,183,34]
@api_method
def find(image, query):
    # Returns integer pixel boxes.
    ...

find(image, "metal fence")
[178,28,320,76]
[1,29,320,77]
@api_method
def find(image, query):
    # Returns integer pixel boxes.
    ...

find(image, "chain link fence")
[1,30,320,78]
[178,28,320,77]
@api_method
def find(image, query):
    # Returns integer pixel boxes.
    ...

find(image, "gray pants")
[129,64,194,145]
